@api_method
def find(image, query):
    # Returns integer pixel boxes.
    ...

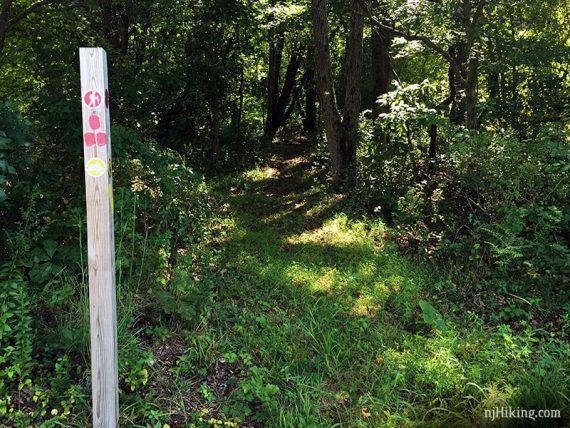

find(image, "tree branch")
[359,0,468,87]
[471,0,486,29]
[8,0,59,28]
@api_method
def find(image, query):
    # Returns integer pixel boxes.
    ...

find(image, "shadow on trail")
[227,142,346,235]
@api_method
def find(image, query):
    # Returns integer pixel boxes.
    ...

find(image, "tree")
[0,0,61,59]
[362,0,487,130]
[301,44,317,136]
[311,0,364,182]
[263,37,303,141]
[370,5,391,118]
[263,1,309,142]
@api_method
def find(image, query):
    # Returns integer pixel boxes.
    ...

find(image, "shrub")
[357,85,570,290]
[0,111,214,425]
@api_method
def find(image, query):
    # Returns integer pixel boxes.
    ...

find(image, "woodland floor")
[124,143,569,427]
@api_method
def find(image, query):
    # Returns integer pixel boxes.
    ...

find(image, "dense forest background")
[0,0,569,426]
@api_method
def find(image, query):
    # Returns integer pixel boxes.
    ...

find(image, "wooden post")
[79,47,119,428]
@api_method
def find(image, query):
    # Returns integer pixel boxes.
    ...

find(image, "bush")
[357,85,570,290]
[0,109,214,425]
[0,102,31,225]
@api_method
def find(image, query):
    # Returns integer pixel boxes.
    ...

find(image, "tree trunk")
[264,34,284,140]
[0,0,12,57]
[371,25,391,117]
[312,0,364,182]
[119,11,129,54]
[210,84,221,159]
[449,43,468,125]
[429,124,437,159]
[100,0,119,50]
[371,22,391,145]
[486,40,500,106]
[303,47,317,135]
[312,0,344,180]
[274,51,302,130]
[341,0,365,169]
[452,0,482,130]
[210,97,220,159]
[465,56,478,129]
[431,49,457,157]
[236,64,245,146]
[264,40,302,141]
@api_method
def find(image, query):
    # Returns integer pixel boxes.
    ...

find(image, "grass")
[157,143,567,427]
[4,143,568,427]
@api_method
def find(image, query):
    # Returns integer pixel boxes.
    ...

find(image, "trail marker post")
[79,47,119,427]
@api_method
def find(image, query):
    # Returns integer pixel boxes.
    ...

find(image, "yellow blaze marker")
[86,158,106,178]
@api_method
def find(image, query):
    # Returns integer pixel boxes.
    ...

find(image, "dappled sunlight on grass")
[242,165,279,183]
[285,263,334,290]
[352,293,383,317]
[285,214,363,246]
[204,144,570,427]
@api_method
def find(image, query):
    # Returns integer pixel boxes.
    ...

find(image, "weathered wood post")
[79,47,119,428]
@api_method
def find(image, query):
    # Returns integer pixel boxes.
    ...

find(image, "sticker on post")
[84,132,95,147]
[89,113,100,129]
[96,132,107,146]
[85,158,107,178]
[84,113,107,147]
[84,90,102,108]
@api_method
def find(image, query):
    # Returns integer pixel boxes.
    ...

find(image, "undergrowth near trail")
[189,144,569,427]
[2,143,569,427]
[123,143,568,427]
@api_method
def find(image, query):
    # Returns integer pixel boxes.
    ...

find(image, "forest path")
[169,143,546,427]
[206,142,441,426]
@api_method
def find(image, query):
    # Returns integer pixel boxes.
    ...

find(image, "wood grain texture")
[80,47,119,428]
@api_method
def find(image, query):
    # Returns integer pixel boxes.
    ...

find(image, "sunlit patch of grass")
[285,263,309,285]
[357,260,377,277]
[313,269,339,292]
[351,278,393,317]
[284,263,335,291]
[286,214,367,246]
[352,294,381,316]
[242,165,279,182]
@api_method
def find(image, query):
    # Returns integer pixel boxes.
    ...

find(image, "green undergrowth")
[2,144,569,427]
[185,145,569,427]
[120,144,568,427]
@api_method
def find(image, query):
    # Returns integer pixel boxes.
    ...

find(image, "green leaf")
[43,240,58,258]
[418,299,447,331]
